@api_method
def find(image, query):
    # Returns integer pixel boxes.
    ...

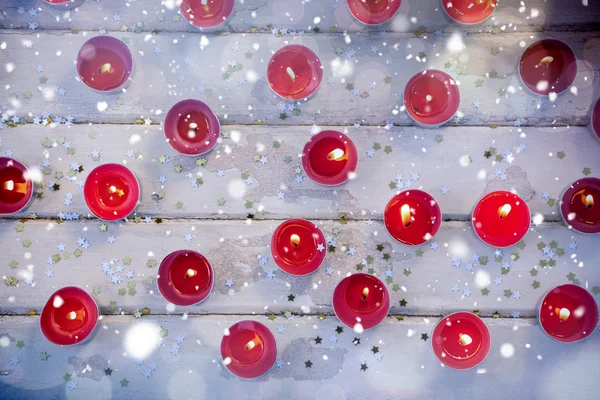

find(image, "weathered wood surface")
[1,315,599,400]
[2,0,600,33]
[1,31,599,126]
[2,219,598,315]
[2,124,599,220]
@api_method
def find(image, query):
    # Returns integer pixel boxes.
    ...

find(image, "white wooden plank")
[1,0,599,33]
[1,31,598,125]
[1,124,598,220]
[0,315,599,400]
[2,219,599,315]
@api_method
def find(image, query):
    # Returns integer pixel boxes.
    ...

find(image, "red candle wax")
[267,45,323,101]
[83,164,140,221]
[40,286,99,346]
[76,36,133,92]
[472,191,530,247]
[332,273,390,330]
[347,0,402,25]
[404,70,460,127]
[591,98,600,143]
[560,178,600,235]
[164,99,220,156]
[180,0,235,29]
[384,190,442,246]
[0,157,33,215]
[157,250,214,306]
[42,0,84,8]
[539,284,598,343]
[432,312,491,370]
[442,0,497,25]
[271,219,326,276]
[519,39,577,96]
[221,320,277,379]
[302,130,358,186]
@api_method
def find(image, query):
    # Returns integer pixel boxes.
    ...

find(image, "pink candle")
[302,130,358,186]
[221,320,277,378]
[404,70,460,127]
[76,36,133,93]
[442,0,498,25]
[0,157,33,215]
[519,39,577,96]
[42,0,84,8]
[472,191,530,247]
[164,99,220,156]
[347,0,402,25]
[83,164,140,221]
[180,0,235,29]
[267,45,323,101]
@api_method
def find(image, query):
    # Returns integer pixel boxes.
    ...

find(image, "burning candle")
[591,98,600,143]
[83,163,140,221]
[164,99,220,156]
[431,312,491,370]
[157,250,214,306]
[271,219,326,275]
[442,0,498,25]
[404,70,460,127]
[384,190,442,246]
[347,0,402,25]
[267,45,323,101]
[42,0,84,8]
[40,286,99,346]
[332,273,390,330]
[180,0,235,29]
[76,36,133,93]
[0,157,33,215]
[221,320,277,378]
[301,130,358,186]
[560,177,600,234]
[472,191,530,247]
[539,284,598,343]
[519,39,577,96]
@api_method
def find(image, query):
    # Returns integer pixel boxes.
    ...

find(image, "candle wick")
[404,221,412,228]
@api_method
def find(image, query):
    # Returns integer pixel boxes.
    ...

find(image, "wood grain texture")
[1,31,599,126]
[2,219,598,315]
[2,124,600,220]
[1,0,600,33]
[1,315,599,400]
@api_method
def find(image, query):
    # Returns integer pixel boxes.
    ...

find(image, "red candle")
[472,191,530,248]
[0,157,33,215]
[40,286,99,346]
[442,0,497,25]
[519,39,577,96]
[347,0,402,25]
[384,190,442,246]
[42,0,84,8]
[591,98,600,143]
[271,219,326,276]
[164,99,220,156]
[404,70,460,127]
[301,130,358,186]
[267,45,323,101]
[76,36,133,93]
[180,0,235,29]
[431,312,491,370]
[157,250,214,306]
[83,164,140,221]
[539,284,598,343]
[560,178,600,235]
[221,320,277,379]
[332,273,390,330]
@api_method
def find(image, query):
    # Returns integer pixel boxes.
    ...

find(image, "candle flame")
[327,148,345,161]
[584,194,594,208]
[540,56,554,66]
[459,333,473,346]
[245,340,256,351]
[401,204,412,228]
[99,63,113,74]
[290,234,300,247]
[109,185,117,194]
[245,335,262,350]
[498,204,512,219]
[67,311,77,320]
[3,180,14,191]
[425,94,433,102]
[286,67,296,81]
[362,287,369,300]
[556,307,570,321]
[186,269,197,278]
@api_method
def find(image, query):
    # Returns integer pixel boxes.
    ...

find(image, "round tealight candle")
[519,39,577,96]
[271,219,326,276]
[442,0,497,25]
[221,320,277,379]
[0,157,33,215]
[472,191,530,247]
[539,284,598,343]
[164,99,220,156]
[157,250,214,306]
[83,164,140,221]
[404,70,460,127]
[431,312,491,370]
[267,45,323,101]
[180,0,235,29]
[591,98,600,143]
[384,190,442,246]
[347,0,402,25]
[40,286,99,346]
[42,0,84,8]
[302,130,358,186]
[76,36,133,93]
[332,273,390,330]
[560,177,600,235]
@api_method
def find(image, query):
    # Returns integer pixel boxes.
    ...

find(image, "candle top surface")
[442,0,498,25]
[347,0,402,25]
[271,219,326,275]
[83,163,140,221]
[180,0,235,29]
[404,70,460,127]
[157,250,214,306]
[164,99,220,156]
[560,177,600,234]
[302,130,358,186]
[267,45,323,101]
[0,157,33,215]
[384,190,442,246]
[221,320,277,379]
[519,39,577,96]
[333,273,390,330]
[76,36,133,92]
[593,98,600,140]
